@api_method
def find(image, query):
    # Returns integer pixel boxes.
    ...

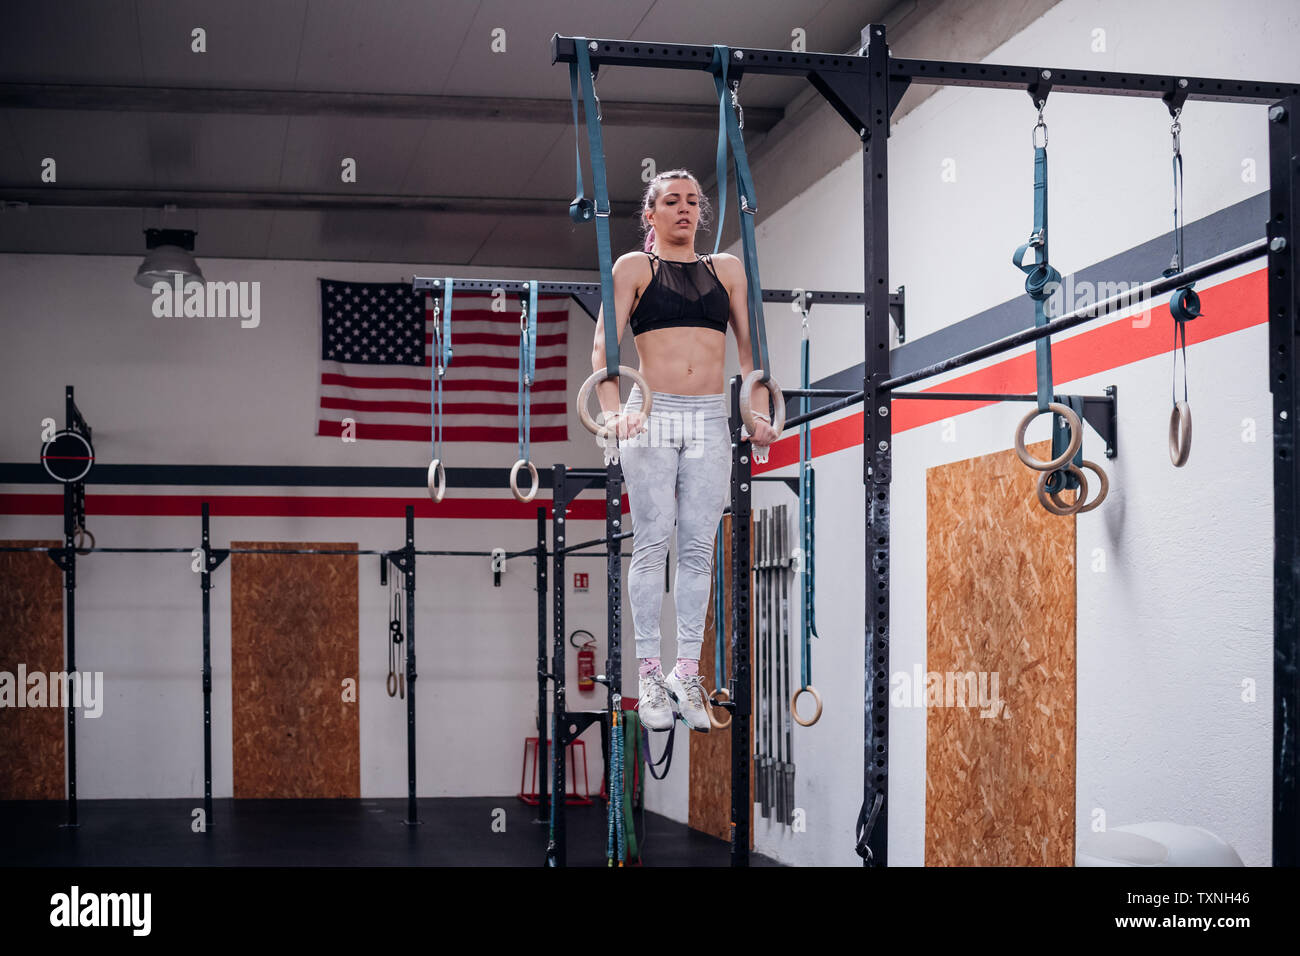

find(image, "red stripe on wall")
[2,271,1264,519]
[319,397,569,416]
[320,373,569,393]
[0,493,631,521]
[754,267,1266,472]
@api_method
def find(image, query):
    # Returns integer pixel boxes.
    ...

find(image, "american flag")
[316,280,570,443]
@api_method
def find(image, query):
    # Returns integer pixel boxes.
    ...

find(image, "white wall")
[735,0,1290,866]
[0,252,669,808]
[2,0,1294,866]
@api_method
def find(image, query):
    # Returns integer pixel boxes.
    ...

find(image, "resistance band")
[620,711,642,863]
[714,517,726,686]
[606,708,626,866]
[387,571,405,699]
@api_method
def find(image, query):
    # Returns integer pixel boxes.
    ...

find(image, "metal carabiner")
[730,80,745,130]
[1033,100,1048,148]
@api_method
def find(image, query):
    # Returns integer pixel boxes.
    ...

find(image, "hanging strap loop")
[512,282,540,503]
[709,45,784,440]
[1163,106,1197,467]
[1011,103,1084,475]
[428,278,453,503]
[569,38,618,380]
[793,313,821,725]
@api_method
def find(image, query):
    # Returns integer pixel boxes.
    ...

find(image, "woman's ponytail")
[642,225,656,254]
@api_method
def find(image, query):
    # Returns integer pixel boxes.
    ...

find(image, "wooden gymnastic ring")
[1014,402,1083,472]
[707,687,732,730]
[1036,463,1089,516]
[739,370,786,440]
[575,366,653,437]
[73,526,95,555]
[792,685,823,727]
[1050,458,1108,514]
[427,459,446,502]
[1169,401,1192,467]
[510,459,539,503]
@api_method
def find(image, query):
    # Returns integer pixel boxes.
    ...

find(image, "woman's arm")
[591,253,644,418]
[720,254,776,432]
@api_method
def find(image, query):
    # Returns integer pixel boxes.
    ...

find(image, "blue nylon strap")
[518,282,538,462]
[441,278,454,368]
[712,73,728,258]
[1011,145,1061,412]
[569,65,586,217]
[709,45,771,385]
[431,279,454,462]
[1047,393,1086,492]
[570,38,619,381]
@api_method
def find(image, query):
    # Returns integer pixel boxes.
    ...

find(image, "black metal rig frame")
[542,463,630,866]
[15,397,637,831]
[411,275,905,340]
[554,27,1300,867]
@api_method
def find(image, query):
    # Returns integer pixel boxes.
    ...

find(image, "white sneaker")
[638,669,674,731]
[665,668,711,733]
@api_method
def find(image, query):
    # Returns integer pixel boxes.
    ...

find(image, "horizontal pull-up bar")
[411,274,896,311]
[884,239,1267,392]
[889,59,1300,106]
[557,529,633,556]
[551,35,1296,106]
[0,544,628,560]
[891,391,1112,403]
[779,239,1267,432]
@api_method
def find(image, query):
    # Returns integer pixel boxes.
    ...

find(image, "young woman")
[588,168,778,733]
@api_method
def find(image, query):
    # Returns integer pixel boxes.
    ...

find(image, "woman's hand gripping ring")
[739,370,786,441]
[576,366,654,439]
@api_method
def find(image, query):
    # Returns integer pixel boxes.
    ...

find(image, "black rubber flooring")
[0,797,780,867]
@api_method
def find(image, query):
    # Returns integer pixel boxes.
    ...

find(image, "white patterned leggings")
[618,384,732,661]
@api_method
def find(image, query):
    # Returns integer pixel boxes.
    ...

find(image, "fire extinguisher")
[571,629,597,693]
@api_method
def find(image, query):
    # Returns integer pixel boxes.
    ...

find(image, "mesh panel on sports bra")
[629,254,729,334]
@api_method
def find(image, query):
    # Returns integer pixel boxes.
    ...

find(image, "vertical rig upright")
[1268,95,1300,867]
[552,27,1300,867]
[858,23,891,867]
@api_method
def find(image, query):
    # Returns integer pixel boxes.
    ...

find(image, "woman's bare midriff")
[632,326,727,395]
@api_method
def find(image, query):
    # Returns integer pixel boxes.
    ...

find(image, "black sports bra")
[628,253,730,336]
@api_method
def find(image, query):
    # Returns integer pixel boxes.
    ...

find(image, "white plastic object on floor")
[1075,821,1244,867]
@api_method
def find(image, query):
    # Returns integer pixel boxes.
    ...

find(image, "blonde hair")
[639,169,713,253]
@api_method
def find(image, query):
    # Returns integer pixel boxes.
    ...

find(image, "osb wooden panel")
[688,512,754,848]
[231,542,359,799]
[925,440,1076,866]
[0,541,65,799]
